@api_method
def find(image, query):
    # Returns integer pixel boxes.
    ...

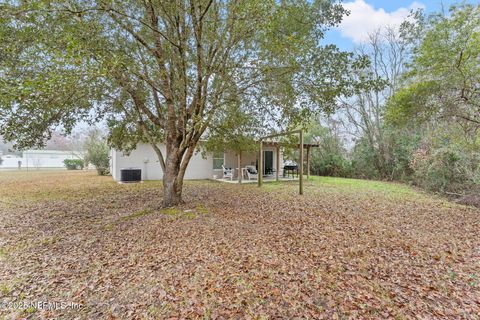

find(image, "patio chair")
[222,165,234,180]
[245,165,258,180]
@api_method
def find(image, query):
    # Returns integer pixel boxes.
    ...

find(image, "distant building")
[0,150,83,170]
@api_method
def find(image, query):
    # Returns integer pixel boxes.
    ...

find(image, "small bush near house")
[64,159,84,170]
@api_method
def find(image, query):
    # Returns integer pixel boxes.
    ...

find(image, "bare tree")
[337,25,412,177]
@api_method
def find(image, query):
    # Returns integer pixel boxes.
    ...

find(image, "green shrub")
[350,140,380,179]
[315,154,352,177]
[411,146,473,192]
[385,130,420,181]
[84,129,110,175]
[63,159,84,170]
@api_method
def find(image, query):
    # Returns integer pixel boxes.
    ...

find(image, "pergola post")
[258,129,312,195]
[306,145,311,180]
[237,151,242,183]
[258,140,263,187]
[275,144,280,181]
[299,130,304,195]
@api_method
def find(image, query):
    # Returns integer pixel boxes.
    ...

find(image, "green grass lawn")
[263,174,431,204]
[310,175,431,199]
[0,170,478,319]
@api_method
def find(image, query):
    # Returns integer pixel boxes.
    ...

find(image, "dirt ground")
[0,171,479,319]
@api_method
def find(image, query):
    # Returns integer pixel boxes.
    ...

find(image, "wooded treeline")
[305,3,480,196]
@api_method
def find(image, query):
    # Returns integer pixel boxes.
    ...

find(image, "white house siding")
[111,143,214,181]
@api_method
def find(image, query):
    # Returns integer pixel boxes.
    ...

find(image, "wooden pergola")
[258,129,319,195]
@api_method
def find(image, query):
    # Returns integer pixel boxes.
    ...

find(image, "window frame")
[212,151,224,171]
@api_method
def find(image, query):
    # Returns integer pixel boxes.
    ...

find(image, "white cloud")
[338,0,425,43]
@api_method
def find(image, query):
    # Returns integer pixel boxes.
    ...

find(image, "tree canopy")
[386,4,480,129]
[0,0,367,205]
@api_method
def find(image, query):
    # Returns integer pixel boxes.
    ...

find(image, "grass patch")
[148,305,161,317]
[121,208,154,221]
[103,223,114,231]
[0,277,25,297]
[0,241,31,259]
[116,206,205,225]
[160,208,182,216]
[39,235,61,246]
[195,205,209,214]
[0,283,10,295]
[160,207,207,219]
[0,247,7,259]
[184,213,196,219]
[160,208,197,219]
[24,306,36,314]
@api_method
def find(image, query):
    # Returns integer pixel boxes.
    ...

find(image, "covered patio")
[215,131,319,191]
[216,142,288,182]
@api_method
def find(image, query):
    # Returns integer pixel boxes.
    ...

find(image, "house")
[110,143,284,181]
[0,150,83,170]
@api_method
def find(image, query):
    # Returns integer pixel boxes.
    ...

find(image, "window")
[213,151,224,170]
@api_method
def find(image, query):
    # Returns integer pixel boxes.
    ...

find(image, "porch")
[214,144,272,182]
[214,142,301,183]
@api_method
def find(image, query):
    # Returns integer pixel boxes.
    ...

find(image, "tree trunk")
[162,151,183,207]
[163,178,182,207]
[161,143,196,207]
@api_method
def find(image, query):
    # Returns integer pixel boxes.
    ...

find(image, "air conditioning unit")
[120,168,142,183]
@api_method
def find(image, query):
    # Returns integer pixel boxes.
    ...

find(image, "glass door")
[263,150,273,175]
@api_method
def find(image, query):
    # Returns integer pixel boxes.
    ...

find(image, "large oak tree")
[1,0,364,206]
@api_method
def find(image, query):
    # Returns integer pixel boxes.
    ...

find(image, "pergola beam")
[261,130,302,140]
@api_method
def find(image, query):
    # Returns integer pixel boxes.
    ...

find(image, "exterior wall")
[242,152,258,167]
[111,143,214,181]
[223,152,238,170]
[110,149,116,179]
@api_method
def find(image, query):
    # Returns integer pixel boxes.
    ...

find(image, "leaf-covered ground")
[0,171,479,319]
